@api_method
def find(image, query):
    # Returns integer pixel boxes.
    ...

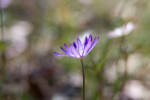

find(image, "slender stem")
[120,35,128,97]
[124,56,128,79]
[121,56,128,87]
[0,5,6,82]
[80,59,85,100]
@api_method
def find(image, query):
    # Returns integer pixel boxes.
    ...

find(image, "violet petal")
[70,44,80,58]
[54,52,68,56]
[86,36,99,55]
[83,35,92,56]
[89,34,92,41]
[64,43,75,57]
[73,42,77,49]
[60,47,69,55]
[77,38,84,56]
[84,37,88,48]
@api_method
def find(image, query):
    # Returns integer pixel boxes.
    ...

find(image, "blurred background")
[0,0,150,100]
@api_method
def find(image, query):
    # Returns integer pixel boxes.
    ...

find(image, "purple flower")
[54,34,99,59]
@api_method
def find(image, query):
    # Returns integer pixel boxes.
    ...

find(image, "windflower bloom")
[54,34,99,59]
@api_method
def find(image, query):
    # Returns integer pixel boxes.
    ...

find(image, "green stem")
[81,59,85,100]
[121,56,128,91]
[119,35,128,97]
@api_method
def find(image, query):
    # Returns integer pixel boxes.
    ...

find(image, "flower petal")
[83,35,92,56]
[84,37,88,48]
[60,47,69,55]
[89,34,92,41]
[64,43,75,57]
[86,36,99,55]
[87,36,97,52]
[73,42,77,49]
[77,38,84,56]
[70,44,80,58]
[54,52,68,56]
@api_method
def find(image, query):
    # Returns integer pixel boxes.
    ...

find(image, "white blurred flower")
[124,80,150,100]
[0,0,12,8]
[6,21,33,58]
[8,21,32,43]
[108,22,135,38]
